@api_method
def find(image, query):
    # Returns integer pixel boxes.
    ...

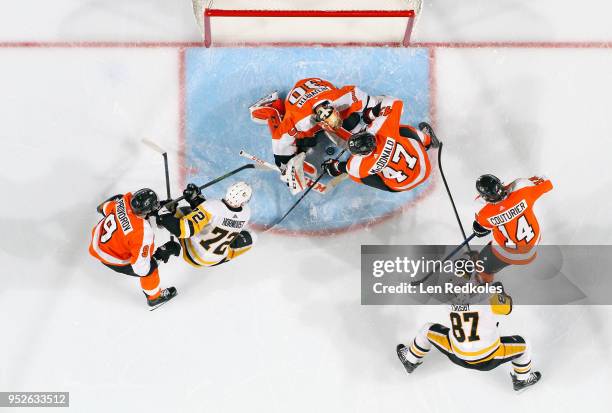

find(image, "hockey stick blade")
[141,138,168,155]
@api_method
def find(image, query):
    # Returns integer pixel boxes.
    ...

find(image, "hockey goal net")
[192,0,423,47]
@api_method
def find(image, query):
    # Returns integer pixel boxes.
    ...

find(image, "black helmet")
[130,188,160,216]
[348,131,376,156]
[476,174,506,202]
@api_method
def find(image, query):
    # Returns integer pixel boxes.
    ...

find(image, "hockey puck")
[325,146,336,156]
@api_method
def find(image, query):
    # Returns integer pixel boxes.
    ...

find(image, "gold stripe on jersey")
[227,245,252,260]
[180,238,202,268]
[179,204,212,238]
[451,338,501,358]
[427,331,452,352]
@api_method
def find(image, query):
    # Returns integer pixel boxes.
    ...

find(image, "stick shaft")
[410,233,477,286]
[438,143,471,252]
[166,164,254,207]
[272,149,347,227]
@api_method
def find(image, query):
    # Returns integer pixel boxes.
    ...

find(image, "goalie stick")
[239,150,348,195]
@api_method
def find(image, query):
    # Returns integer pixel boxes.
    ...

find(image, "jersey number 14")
[498,215,535,247]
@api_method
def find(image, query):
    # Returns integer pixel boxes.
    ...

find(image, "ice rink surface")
[1,1,611,412]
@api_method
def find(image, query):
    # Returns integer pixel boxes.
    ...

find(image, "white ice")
[0,1,611,412]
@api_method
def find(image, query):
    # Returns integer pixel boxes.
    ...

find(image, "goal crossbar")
[203,7,418,47]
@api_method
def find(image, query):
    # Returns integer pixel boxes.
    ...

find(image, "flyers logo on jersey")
[368,138,395,175]
[488,200,528,226]
[116,198,133,235]
[142,245,149,258]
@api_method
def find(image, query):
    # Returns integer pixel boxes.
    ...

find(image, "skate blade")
[148,293,177,312]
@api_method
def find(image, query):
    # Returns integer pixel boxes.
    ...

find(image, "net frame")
[193,0,423,47]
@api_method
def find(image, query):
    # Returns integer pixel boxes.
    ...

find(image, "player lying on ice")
[156,182,256,268]
[470,174,553,283]
[89,189,181,309]
[397,282,542,392]
[249,77,439,193]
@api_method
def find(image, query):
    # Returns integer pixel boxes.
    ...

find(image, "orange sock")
[140,269,161,300]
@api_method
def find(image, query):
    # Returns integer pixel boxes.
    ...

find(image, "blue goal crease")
[184,47,431,233]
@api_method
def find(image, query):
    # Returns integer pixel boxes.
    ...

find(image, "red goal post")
[193,1,423,47]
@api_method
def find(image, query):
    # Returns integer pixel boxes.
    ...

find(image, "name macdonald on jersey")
[487,199,528,226]
[116,198,133,234]
[221,217,245,229]
[368,137,395,175]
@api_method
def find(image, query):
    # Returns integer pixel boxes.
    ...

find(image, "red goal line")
[203,7,418,48]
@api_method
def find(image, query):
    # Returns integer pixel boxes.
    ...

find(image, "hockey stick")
[142,139,175,240]
[409,232,478,287]
[272,149,347,227]
[438,142,472,252]
[163,164,255,209]
[239,150,335,195]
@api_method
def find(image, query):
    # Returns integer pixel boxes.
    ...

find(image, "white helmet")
[224,181,252,208]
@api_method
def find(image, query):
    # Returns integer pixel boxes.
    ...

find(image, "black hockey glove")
[473,220,492,238]
[153,240,181,264]
[183,183,205,208]
[158,199,177,214]
[321,159,346,177]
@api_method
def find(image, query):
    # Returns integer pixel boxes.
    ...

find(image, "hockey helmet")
[225,182,252,209]
[348,131,376,156]
[130,188,160,216]
[476,174,507,203]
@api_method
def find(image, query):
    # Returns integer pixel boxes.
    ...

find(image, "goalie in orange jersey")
[249,77,409,193]
[471,174,553,283]
[88,189,181,309]
[319,98,439,192]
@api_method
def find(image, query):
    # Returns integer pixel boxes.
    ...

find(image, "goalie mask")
[313,101,342,130]
[476,174,507,203]
[348,131,376,156]
[224,182,252,209]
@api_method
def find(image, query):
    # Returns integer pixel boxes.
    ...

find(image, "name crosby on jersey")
[221,217,246,229]
[487,199,528,226]
[116,198,133,234]
[368,138,395,174]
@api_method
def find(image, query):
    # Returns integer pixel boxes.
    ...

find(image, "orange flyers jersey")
[272,78,369,157]
[345,101,431,192]
[475,176,553,264]
[89,193,155,276]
